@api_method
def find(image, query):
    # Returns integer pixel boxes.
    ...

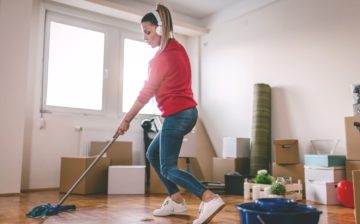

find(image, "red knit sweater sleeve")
[137,55,167,104]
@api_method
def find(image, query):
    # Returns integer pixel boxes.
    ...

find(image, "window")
[44,21,105,111]
[122,38,160,115]
[42,10,165,116]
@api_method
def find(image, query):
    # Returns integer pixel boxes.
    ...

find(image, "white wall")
[0,0,33,194]
[187,36,201,102]
[200,0,360,159]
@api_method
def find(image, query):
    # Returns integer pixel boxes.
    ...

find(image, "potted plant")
[255,169,274,184]
[269,182,286,198]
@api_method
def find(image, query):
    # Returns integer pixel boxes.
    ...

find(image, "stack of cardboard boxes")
[59,141,144,195]
[345,115,360,224]
[90,141,145,195]
[60,156,110,194]
[345,116,360,181]
[353,170,360,224]
[272,139,305,191]
[303,156,345,204]
[60,118,218,196]
[212,137,250,195]
[303,150,346,204]
[213,137,250,183]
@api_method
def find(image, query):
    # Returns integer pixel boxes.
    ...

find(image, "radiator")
[78,127,116,156]
[77,126,144,165]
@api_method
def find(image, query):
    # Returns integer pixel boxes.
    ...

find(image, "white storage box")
[305,180,339,205]
[108,165,145,194]
[180,129,197,158]
[222,137,250,158]
[304,166,345,182]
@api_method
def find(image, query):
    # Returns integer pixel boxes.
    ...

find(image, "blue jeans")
[146,107,207,198]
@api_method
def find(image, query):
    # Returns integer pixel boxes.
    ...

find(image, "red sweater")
[137,39,197,117]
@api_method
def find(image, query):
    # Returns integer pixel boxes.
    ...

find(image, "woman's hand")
[115,100,145,137]
[116,118,130,136]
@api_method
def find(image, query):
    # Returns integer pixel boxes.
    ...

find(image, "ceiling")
[109,0,242,20]
[136,0,241,19]
[52,0,276,36]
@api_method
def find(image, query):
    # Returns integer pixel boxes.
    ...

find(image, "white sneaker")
[193,195,225,224]
[153,197,187,216]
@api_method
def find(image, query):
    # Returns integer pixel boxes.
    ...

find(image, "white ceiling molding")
[106,0,205,27]
[201,0,279,28]
[50,0,209,36]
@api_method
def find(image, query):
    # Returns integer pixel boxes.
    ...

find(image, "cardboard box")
[191,119,217,181]
[222,137,250,158]
[305,180,339,205]
[345,116,360,160]
[149,158,187,194]
[271,163,304,186]
[273,139,299,164]
[352,170,360,224]
[108,165,145,194]
[346,160,360,181]
[60,156,110,194]
[90,141,132,165]
[305,166,345,182]
[304,154,346,167]
[213,157,250,183]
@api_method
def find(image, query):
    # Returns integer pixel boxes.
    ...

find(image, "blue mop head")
[26,203,76,219]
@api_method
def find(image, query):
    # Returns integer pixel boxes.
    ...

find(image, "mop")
[26,133,119,219]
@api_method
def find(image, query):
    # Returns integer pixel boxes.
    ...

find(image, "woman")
[116,4,225,224]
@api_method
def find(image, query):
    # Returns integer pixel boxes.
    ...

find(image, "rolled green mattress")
[249,83,271,176]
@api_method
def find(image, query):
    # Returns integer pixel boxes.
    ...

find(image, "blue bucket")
[254,198,297,212]
[236,199,322,224]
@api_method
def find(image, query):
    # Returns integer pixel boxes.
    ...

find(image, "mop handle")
[57,133,120,206]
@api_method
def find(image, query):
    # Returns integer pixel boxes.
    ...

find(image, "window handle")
[104,69,109,80]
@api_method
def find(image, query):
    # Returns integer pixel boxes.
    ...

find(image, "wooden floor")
[0,190,356,224]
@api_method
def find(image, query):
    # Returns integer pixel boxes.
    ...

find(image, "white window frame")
[42,11,112,115]
[41,4,183,118]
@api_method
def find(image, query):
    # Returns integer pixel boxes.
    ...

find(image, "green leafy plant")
[270,182,286,195]
[255,169,274,184]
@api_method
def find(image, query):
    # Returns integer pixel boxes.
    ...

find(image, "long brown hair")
[141,4,174,52]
